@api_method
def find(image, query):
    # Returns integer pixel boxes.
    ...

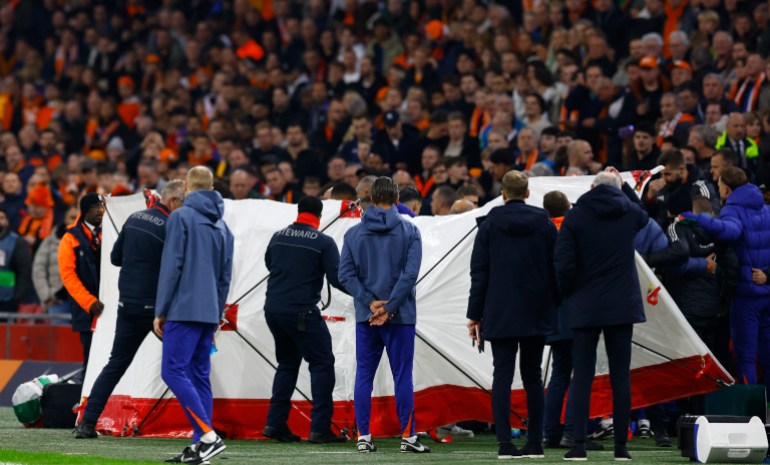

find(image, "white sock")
[358,434,372,442]
[601,418,613,428]
[190,443,197,451]
[404,435,417,444]
[200,431,217,444]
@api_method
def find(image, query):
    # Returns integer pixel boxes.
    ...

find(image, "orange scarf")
[663,0,689,58]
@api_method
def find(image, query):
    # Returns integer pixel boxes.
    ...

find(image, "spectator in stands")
[0,205,31,314]
[33,207,77,320]
[625,123,660,171]
[715,113,760,175]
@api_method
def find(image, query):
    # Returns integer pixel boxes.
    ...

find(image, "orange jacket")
[57,220,100,312]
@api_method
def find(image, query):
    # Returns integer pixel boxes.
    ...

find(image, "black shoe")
[654,433,672,448]
[563,445,587,461]
[164,445,195,463]
[585,440,605,451]
[400,438,431,453]
[522,443,545,458]
[498,441,523,459]
[615,445,632,461]
[543,437,563,449]
[74,421,97,439]
[309,431,348,443]
[357,438,377,453]
[263,425,300,442]
[196,437,226,461]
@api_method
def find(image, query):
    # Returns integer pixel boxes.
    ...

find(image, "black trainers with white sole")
[357,438,377,453]
[563,445,588,461]
[164,445,195,463]
[400,438,431,453]
[196,437,226,461]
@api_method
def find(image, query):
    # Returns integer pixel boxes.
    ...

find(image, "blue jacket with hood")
[554,185,649,329]
[155,190,234,324]
[689,183,770,298]
[339,205,422,325]
[466,200,557,340]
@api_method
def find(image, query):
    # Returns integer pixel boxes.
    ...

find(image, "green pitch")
[0,408,693,464]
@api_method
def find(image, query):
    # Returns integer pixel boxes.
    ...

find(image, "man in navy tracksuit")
[155,167,234,465]
[681,167,770,392]
[466,171,557,459]
[554,172,649,461]
[75,181,185,440]
[263,196,348,444]
[338,177,430,454]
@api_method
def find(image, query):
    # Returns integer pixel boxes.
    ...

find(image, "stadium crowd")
[2,0,770,459]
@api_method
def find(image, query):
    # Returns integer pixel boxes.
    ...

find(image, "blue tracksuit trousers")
[355,323,416,437]
[161,321,216,443]
[731,296,770,389]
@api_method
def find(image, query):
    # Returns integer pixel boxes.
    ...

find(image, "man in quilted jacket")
[681,167,770,392]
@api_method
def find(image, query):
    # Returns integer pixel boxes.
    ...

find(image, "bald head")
[187,166,214,192]
[726,112,746,141]
[450,199,475,214]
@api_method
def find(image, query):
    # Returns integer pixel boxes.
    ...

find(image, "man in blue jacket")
[467,170,557,459]
[681,167,770,392]
[75,180,185,440]
[338,177,429,454]
[154,167,234,465]
[554,172,649,461]
[263,196,348,444]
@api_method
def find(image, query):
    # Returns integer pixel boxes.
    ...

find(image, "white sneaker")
[449,425,475,438]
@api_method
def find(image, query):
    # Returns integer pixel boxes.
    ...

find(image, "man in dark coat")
[554,172,649,461]
[467,170,557,459]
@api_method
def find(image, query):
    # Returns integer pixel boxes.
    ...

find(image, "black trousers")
[79,331,92,379]
[265,310,335,434]
[83,305,154,423]
[568,325,633,446]
[491,336,545,443]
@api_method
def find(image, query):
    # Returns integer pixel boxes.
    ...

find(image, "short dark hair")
[457,185,479,198]
[719,167,748,190]
[331,182,357,200]
[543,190,570,218]
[371,176,399,204]
[399,186,421,204]
[657,149,685,168]
[541,126,560,138]
[298,196,323,217]
[433,185,458,206]
[713,148,739,166]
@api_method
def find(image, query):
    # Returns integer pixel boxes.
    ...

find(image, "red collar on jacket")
[295,213,320,230]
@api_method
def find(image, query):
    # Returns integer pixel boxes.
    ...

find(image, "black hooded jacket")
[467,200,557,339]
